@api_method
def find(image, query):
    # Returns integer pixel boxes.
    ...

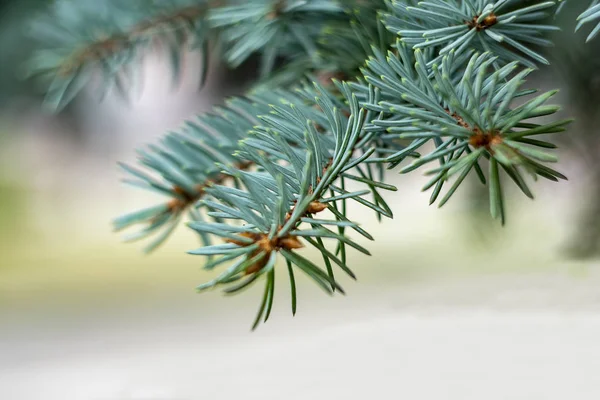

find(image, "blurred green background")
[1,2,600,399]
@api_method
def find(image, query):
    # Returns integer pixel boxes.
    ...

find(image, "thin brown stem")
[164,160,253,214]
[58,4,217,76]
[445,108,503,152]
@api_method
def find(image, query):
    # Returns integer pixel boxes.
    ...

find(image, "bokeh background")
[1,2,600,399]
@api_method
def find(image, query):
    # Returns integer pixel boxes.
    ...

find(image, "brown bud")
[307,201,328,214]
[279,236,304,250]
[469,132,502,149]
[167,198,185,212]
[484,14,497,28]
[245,252,269,275]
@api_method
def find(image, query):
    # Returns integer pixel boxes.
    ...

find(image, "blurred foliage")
[0,0,52,106]
[547,2,600,258]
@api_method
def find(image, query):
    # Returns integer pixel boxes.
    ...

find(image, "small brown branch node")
[223,157,335,275]
[226,232,305,275]
[164,161,253,214]
[469,131,503,151]
[445,108,503,152]
[466,13,498,31]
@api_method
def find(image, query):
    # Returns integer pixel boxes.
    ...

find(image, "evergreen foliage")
[578,1,600,41]
[26,0,596,328]
[361,44,570,222]
[383,0,558,67]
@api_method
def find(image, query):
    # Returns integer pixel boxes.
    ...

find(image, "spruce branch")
[112,2,396,254]
[112,81,386,254]
[27,0,216,112]
[362,43,571,223]
[112,92,273,253]
[385,0,560,68]
[187,83,395,329]
[208,0,347,77]
[255,0,393,88]
[26,0,387,112]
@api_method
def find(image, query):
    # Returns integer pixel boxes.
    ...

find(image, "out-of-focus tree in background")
[546,3,600,258]
[0,0,46,105]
